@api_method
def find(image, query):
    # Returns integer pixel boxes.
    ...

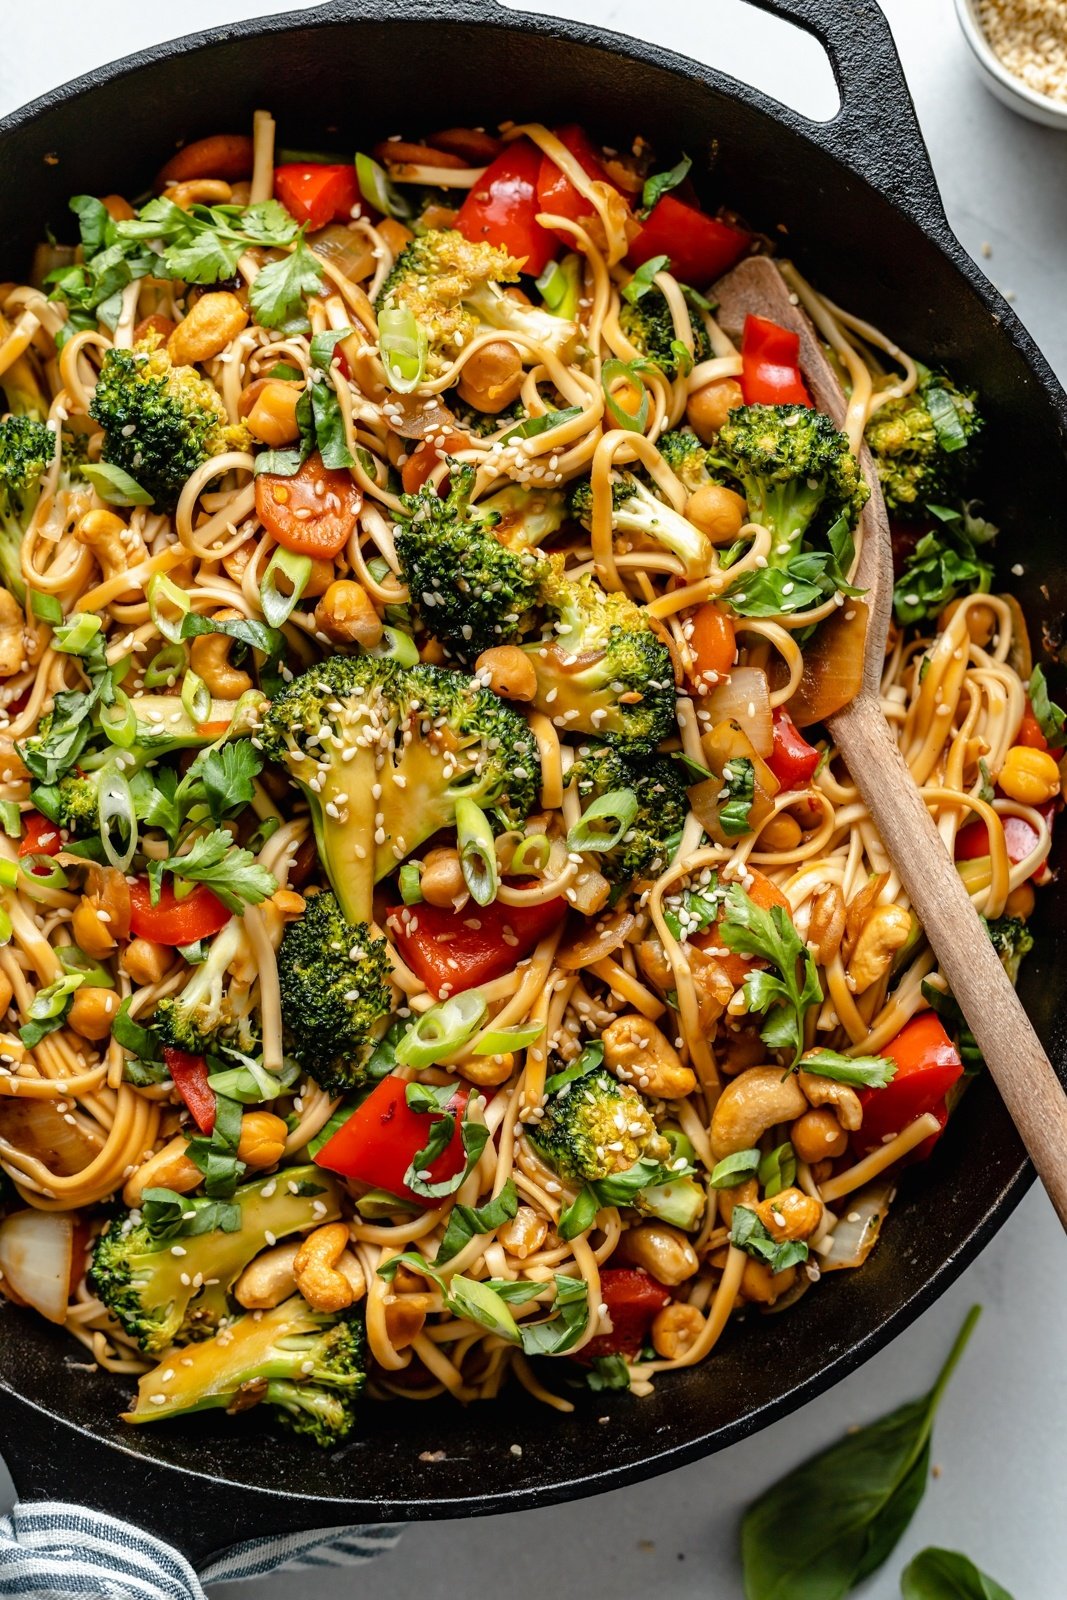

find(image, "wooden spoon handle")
[831,692,1067,1228]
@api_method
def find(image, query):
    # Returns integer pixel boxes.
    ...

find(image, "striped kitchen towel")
[0,1501,404,1597]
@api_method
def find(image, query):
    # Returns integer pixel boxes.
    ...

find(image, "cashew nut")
[167,291,249,366]
[314,581,382,648]
[806,882,845,967]
[846,903,912,993]
[619,1222,699,1285]
[602,1014,697,1099]
[709,1065,808,1158]
[122,1135,201,1207]
[189,607,253,698]
[474,646,537,702]
[293,1221,364,1313]
[797,1068,863,1132]
[73,509,148,601]
[234,1242,299,1310]
[0,590,29,678]
[754,1186,823,1241]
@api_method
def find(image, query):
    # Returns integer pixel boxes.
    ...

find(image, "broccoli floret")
[278,890,392,1095]
[152,920,249,1056]
[985,914,1034,985]
[376,230,578,380]
[122,1295,365,1446]
[865,368,982,518]
[527,1067,669,1183]
[32,773,99,838]
[394,465,545,657]
[569,473,712,582]
[261,654,539,925]
[619,287,710,379]
[522,560,677,755]
[474,483,567,551]
[709,402,868,563]
[0,415,54,602]
[658,428,717,493]
[88,1167,341,1354]
[89,345,250,510]
[566,743,686,889]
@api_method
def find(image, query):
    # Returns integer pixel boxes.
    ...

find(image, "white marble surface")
[1,2,1066,1595]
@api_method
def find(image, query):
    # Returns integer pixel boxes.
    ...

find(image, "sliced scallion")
[97,765,137,872]
[378,306,427,394]
[399,861,424,905]
[30,591,63,626]
[371,626,420,668]
[601,358,650,433]
[355,152,413,221]
[456,797,498,907]
[18,856,69,893]
[180,669,212,728]
[510,832,551,873]
[147,573,191,644]
[260,545,312,628]
[0,860,18,888]
[567,788,639,853]
[99,686,138,749]
[142,642,187,690]
[54,946,115,989]
[0,803,19,839]
[473,1021,545,1056]
[394,989,488,1069]
[52,614,101,655]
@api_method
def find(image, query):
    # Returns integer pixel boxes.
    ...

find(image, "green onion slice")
[142,642,187,689]
[30,591,63,625]
[97,765,137,872]
[601,358,651,433]
[355,152,413,220]
[180,669,212,728]
[456,797,499,907]
[52,614,101,655]
[27,972,84,1021]
[510,832,551,873]
[148,573,191,644]
[378,306,427,395]
[371,626,419,668]
[399,861,424,905]
[473,1021,545,1056]
[567,788,639,853]
[99,686,138,749]
[54,945,115,989]
[81,461,154,505]
[0,803,19,839]
[0,860,18,889]
[260,545,312,628]
[18,856,69,894]
[395,989,488,1069]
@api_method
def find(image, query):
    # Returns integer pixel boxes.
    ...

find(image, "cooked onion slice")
[0,1209,74,1323]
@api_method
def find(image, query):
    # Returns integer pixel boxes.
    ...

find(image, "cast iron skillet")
[0,0,1064,1566]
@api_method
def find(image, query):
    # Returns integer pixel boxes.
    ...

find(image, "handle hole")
[497,0,840,122]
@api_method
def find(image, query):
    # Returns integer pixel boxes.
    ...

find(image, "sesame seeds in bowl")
[954,0,1067,126]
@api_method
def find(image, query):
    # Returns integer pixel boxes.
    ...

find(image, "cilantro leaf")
[248,239,324,332]
[192,741,263,826]
[150,828,276,913]
[800,1048,897,1089]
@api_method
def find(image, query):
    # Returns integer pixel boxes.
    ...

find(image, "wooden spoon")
[714,255,1067,1230]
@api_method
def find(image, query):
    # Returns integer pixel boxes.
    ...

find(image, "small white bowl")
[954,0,1067,128]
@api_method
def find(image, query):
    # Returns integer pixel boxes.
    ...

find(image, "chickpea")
[314,580,383,648]
[619,1222,699,1286]
[189,607,253,699]
[739,1257,797,1305]
[301,558,335,600]
[72,898,118,961]
[685,483,747,543]
[457,1050,514,1088]
[998,745,1061,806]
[939,595,997,647]
[754,1186,823,1242]
[651,1302,704,1360]
[121,939,173,987]
[239,380,302,447]
[498,1206,548,1260]
[167,291,248,365]
[0,591,28,678]
[236,1111,288,1170]
[758,812,802,852]
[474,645,537,702]
[385,1294,431,1350]
[419,847,466,908]
[714,1176,758,1229]
[420,637,448,666]
[457,340,524,413]
[686,377,743,443]
[122,1135,200,1207]
[791,1106,847,1163]
[65,986,119,1042]
[1005,881,1036,919]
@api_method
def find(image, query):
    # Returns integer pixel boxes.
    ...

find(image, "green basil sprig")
[901,1547,1014,1600]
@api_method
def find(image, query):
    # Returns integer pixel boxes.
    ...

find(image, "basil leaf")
[447,1275,521,1343]
[404,1081,456,1116]
[920,980,983,1073]
[111,996,163,1062]
[179,610,284,664]
[436,1176,519,1264]
[622,254,669,305]
[558,1184,600,1242]
[757,1142,796,1199]
[719,883,822,1066]
[519,1272,589,1357]
[719,755,755,838]
[740,1307,982,1600]
[186,1091,246,1197]
[729,1205,808,1274]
[404,1107,490,1201]
[587,1353,631,1391]
[662,882,724,942]
[1028,664,1066,745]
[640,155,691,217]
[709,1148,760,1189]
[498,406,583,443]
[893,523,993,627]
[799,1048,898,1088]
[901,1548,1015,1600]
[544,1039,604,1096]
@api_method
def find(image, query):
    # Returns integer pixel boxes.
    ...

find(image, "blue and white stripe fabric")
[0,1501,403,1598]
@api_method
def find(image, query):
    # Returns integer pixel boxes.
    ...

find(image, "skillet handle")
[729,0,948,225]
[0,1386,341,1569]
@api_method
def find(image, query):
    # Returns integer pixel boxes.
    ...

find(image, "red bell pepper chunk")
[687,601,737,686]
[273,163,363,231]
[163,1046,216,1135]
[853,1013,963,1160]
[576,1267,671,1362]
[535,124,618,244]
[627,193,751,289]
[954,813,1041,866]
[455,140,557,276]
[740,314,813,407]
[388,893,567,1000]
[18,810,62,858]
[128,878,232,946]
[1016,703,1048,751]
[314,1074,469,1203]
[766,707,820,790]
